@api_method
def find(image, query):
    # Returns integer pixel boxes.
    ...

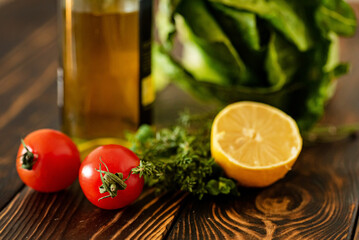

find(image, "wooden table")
[1,0,359,239]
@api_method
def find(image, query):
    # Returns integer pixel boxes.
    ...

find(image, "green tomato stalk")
[19,139,38,170]
[96,158,131,201]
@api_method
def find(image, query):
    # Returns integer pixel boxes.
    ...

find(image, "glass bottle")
[58,0,153,148]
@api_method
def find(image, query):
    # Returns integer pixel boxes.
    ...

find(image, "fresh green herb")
[154,0,357,131]
[127,110,358,198]
[127,112,239,199]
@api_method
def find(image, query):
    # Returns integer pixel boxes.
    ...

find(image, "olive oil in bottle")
[58,0,153,148]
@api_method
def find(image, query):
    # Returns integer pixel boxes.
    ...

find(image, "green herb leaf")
[129,112,239,199]
[209,0,314,51]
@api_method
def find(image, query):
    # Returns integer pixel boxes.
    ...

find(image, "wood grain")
[355,219,359,240]
[0,6,58,210]
[168,163,358,240]
[0,0,13,8]
[0,183,186,240]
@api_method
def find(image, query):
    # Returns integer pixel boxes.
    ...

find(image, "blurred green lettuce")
[154,0,357,131]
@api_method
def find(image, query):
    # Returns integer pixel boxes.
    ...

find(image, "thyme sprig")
[128,112,239,199]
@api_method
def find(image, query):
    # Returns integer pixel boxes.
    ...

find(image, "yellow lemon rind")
[211,101,302,187]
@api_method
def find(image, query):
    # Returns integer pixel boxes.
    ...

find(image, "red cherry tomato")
[16,129,81,192]
[79,144,144,210]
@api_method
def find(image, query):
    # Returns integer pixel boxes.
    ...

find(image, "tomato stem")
[20,139,37,170]
[96,158,129,201]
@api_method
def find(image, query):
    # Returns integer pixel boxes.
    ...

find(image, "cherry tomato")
[16,129,81,192]
[79,144,144,210]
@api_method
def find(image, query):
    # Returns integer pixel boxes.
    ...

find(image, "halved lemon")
[211,101,302,187]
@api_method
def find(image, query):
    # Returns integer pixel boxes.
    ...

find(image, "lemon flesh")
[211,101,302,187]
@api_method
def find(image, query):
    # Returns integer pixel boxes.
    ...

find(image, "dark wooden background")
[0,0,359,239]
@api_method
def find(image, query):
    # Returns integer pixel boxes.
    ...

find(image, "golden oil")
[58,0,153,150]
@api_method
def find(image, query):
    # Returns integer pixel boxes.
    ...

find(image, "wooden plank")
[0,53,58,208]
[0,183,186,240]
[0,0,13,8]
[0,22,58,211]
[166,144,359,240]
[355,216,359,240]
[0,0,59,209]
[167,149,359,239]
[0,0,56,57]
[351,206,359,240]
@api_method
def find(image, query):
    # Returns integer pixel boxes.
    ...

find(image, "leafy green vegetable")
[211,4,261,51]
[128,113,239,199]
[265,32,300,89]
[154,0,357,131]
[209,0,314,51]
[315,0,357,37]
[176,0,253,85]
